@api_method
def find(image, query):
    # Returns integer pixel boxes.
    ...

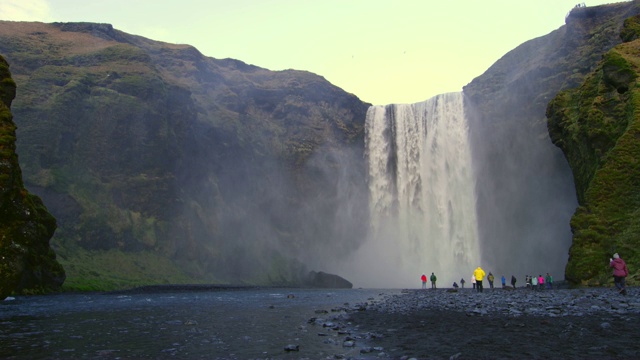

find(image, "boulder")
[304,271,353,289]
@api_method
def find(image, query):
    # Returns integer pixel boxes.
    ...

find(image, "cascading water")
[345,92,480,288]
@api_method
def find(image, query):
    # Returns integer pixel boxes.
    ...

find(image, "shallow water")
[0,288,396,359]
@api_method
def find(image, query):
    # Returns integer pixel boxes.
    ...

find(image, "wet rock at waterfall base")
[304,271,353,289]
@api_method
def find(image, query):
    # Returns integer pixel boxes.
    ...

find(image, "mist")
[328,89,577,289]
[465,95,577,284]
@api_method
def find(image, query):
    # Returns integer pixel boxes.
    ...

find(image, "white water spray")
[345,92,480,288]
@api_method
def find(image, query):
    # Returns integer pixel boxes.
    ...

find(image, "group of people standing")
[524,273,554,290]
[420,252,630,296]
[447,267,518,292]
[453,267,519,293]
[420,272,438,289]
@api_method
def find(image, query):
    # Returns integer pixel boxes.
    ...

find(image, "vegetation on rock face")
[0,55,64,298]
[462,1,640,280]
[0,22,369,291]
[547,20,640,285]
[620,14,640,42]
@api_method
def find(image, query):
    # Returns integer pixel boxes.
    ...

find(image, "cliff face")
[463,1,640,280]
[0,55,64,298]
[0,22,369,290]
[546,14,640,285]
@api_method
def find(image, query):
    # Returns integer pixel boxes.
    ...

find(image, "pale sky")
[0,0,629,105]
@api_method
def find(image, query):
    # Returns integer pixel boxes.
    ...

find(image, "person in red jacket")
[421,274,427,289]
[610,253,629,295]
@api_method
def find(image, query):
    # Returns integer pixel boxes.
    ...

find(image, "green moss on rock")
[620,15,640,43]
[0,55,64,299]
[547,40,640,285]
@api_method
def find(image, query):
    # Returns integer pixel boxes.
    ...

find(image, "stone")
[305,271,353,289]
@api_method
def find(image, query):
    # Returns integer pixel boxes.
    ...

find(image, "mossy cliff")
[0,55,64,298]
[547,15,640,285]
[463,1,640,279]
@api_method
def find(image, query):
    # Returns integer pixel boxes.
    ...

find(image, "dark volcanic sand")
[342,287,640,360]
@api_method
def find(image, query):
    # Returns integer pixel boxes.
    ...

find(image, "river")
[0,287,398,359]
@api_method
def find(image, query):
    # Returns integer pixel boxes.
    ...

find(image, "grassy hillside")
[0,22,369,291]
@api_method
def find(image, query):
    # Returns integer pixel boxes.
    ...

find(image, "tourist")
[511,275,517,288]
[610,253,629,295]
[474,266,486,293]
[501,275,506,288]
[538,274,545,291]
[421,274,427,289]
[471,274,476,290]
[453,282,459,289]
[546,273,553,289]
[488,272,495,289]
[430,272,437,289]
[526,275,531,289]
[460,278,465,288]
[531,274,538,290]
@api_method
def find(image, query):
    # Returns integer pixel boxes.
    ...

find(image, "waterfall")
[346,92,480,288]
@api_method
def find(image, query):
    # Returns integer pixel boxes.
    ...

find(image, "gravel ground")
[309,286,640,360]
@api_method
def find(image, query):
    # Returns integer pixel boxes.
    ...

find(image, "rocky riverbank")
[308,286,640,359]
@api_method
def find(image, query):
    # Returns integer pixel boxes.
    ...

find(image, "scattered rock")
[360,346,373,353]
[348,288,638,319]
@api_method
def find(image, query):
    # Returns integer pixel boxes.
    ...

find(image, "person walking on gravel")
[610,253,629,295]
[421,274,427,289]
[430,272,437,289]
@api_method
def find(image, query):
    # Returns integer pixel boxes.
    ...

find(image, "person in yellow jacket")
[473,266,486,293]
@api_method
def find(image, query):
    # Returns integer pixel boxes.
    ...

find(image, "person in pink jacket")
[610,253,629,295]
[538,275,545,291]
